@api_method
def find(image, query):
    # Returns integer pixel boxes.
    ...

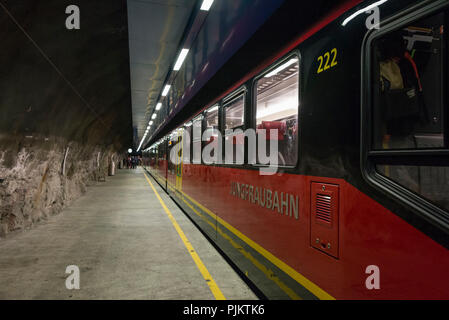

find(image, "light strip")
[136,0,216,154]
[341,0,388,26]
[173,48,190,71]
[200,0,214,11]
[208,105,219,113]
[162,85,171,97]
[265,58,298,78]
[138,0,214,153]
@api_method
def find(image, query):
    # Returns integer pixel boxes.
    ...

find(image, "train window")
[192,116,202,164]
[204,105,219,161]
[372,13,445,150]
[377,164,449,212]
[183,122,192,164]
[157,139,166,167]
[167,133,177,175]
[206,105,219,130]
[224,95,245,164]
[255,56,299,166]
[224,95,244,130]
[366,8,449,217]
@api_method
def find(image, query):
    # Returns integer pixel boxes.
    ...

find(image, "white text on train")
[230,182,299,219]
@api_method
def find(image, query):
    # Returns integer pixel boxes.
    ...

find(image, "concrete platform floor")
[0,168,257,300]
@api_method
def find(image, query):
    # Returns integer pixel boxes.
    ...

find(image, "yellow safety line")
[143,172,226,300]
[179,191,302,300]
[168,182,335,300]
[146,168,335,299]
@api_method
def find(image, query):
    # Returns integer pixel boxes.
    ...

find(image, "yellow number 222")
[317,48,338,74]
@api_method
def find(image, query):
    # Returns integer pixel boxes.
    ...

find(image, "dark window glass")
[371,10,448,213]
[377,164,449,212]
[372,12,445,150]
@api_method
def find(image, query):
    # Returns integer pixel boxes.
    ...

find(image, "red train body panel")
[168,164,448,299]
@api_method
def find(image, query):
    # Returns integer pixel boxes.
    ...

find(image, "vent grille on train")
[311,182,339,258]
[316,194,332,224]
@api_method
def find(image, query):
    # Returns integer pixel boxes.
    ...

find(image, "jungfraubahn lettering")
[230,182,299,219]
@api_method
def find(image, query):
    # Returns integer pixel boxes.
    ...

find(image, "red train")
[144,0,449,299]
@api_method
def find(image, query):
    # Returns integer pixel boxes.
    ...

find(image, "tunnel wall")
[0,134,122,237]
[0,1,132,237]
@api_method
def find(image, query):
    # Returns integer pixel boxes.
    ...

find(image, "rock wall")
[0,134,120,237]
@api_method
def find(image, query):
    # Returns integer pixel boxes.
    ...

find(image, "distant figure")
[127,156,132,169]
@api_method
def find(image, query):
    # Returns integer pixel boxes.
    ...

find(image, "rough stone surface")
[0,134,120,237]
[0,1,132,237]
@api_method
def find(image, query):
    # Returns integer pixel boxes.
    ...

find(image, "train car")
[143,0,449,299]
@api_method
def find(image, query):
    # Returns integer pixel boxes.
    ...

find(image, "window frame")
[361,0,449,230]
[203,104,221,166]
[192,115,204,165]
[221,87,247,166]
[205,104,220,132]
[183,121,193,164]
[251,50,301,170]
[223,88,247,133]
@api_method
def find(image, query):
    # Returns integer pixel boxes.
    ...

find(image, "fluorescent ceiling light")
[256,94,297,120]
[156,102,162,111]
[342,0,388,26]
[150,121,153,125]
[152,114,157,120]
[265,58,298,78]
[162,85,171,97]
[200,0,214,11]
[185,122,192,127]
[173,49,190,71]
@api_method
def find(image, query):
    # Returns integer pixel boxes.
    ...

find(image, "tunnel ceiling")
[127,0,197,148]
[0,0,133,150]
